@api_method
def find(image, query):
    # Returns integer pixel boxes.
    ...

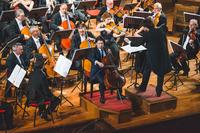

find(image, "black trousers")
[139,58,164,94]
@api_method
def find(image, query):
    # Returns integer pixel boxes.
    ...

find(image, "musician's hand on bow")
[96,61,104,68]
[58,26,64,30]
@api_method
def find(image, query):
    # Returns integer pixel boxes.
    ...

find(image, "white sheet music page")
[8,64,26,88]
[54,55,72,77]
[121,44,147,53]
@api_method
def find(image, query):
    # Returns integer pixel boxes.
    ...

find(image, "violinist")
[89,36,126,104]
[151,2,167,28]
[170,19,200,76]
[7,9,30,44]
[50,3,75,55]
[133,17,171,97]
[96,12,123,67]
[135,0,155,12]
[70,23,96,70]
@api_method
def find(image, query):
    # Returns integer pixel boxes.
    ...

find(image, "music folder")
[123,16,145,29]
[54,55,72,77]
[184,12,200,23]
[50,29,73,41]
[71,47,94,62]
[8,65,26,88]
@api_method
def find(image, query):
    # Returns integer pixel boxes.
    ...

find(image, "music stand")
[124,3,138,15]
[28,7,48,21]
[184,12,200,24]
[164,40,184,91]
[132,11,152,18]
[70,47,95,93]
[0,9,15,22]
[122,37,146,88]
[75,0,96,10]
[50,29,73,42]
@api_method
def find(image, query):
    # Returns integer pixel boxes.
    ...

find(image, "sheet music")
[8,65,26,88]
[121,44,147,53]
[54,55,72,77]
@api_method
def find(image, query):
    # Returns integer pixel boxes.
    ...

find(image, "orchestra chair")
[22,100,54,127]
[0,109,7,133]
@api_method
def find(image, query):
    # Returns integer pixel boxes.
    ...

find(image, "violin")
[101,49,126,89]
[108,6,125,18]
[188,28,197,49]
[104,20,124,35]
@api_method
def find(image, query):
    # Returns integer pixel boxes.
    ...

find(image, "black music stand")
[122,37,145,88]
[28,7,48,21]
[50,29,73,42]
[124,3,138,15]
[70,47,94,93]
[164,40,184,91]
[0,10,15,22]
[132,11,152,18]
[184,12,200,24]
[75,0,96,10]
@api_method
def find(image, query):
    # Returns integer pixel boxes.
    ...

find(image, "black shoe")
[137,84,146,92]
[182,71,189,76]
[40,112,51,121]
[117,94,127,100]
[156,88,162,97]
[100,97,105,104]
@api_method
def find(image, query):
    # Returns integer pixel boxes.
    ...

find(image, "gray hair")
[15,9,25,17]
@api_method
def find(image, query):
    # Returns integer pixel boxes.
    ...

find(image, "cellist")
[88,36,126,104]
[50,3,75,55]
[70,23,96,71]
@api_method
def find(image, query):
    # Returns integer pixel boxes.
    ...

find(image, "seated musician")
[10,0,34,16]
[170,19,200,76]
[5,43,27,98]
[26,54,60,121]
[151,2,167,28]
[97,0,121,24]
[89,36,126,104]
[133,17,171,97]
[25,26,49,64]
[50,3,76,55]
[70,22,96,70]
[96,12,123,67]
[7,9,30,44]
[136,0,155,12]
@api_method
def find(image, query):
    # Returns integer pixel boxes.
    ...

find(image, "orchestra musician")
[7,9,30,44]
[135,0,155,12]
[70,23,96,70]
[96,12,123,67]
[151,2,167,28]
[88,36,126,104]
[5,43,27,98]
[26,53,60,121]
[50,3,76,55]
[170,19,200,76]
[10,0,34,16]
[25,26,48,65]
[133,17,171,97]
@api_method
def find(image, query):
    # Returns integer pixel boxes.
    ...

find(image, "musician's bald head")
[189,19,199,29]
[60,3,68,14]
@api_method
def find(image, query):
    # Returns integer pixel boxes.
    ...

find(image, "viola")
[105,21,123,35]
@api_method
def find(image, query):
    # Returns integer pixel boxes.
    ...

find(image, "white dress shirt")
[32,36,41,49]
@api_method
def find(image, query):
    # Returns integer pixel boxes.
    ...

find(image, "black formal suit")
[156,12,167,28]
[50,12,75,54]
[139,24,171,96]
[25,36,44,64]
[26,68,60,113]
[170,29,200,74]
[7,19,25,44]
[5,52,27,97]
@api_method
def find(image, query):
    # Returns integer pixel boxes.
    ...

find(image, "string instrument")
[60,12,75,50]
[38,34,56,77]
[21,18,31,37]
[108,6,125,18]
[188,28,198,49]
[143,0,154,11]
[79,35,95,77]
[101,49,126,89]
[153,12,161,27]
[105,21,123,35]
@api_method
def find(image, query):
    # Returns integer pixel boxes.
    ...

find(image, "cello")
[60,12,75,50]
[79,33,96,77]
[101,49,126,89]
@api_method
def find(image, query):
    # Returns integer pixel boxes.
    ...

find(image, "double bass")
[101,49,126,89]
